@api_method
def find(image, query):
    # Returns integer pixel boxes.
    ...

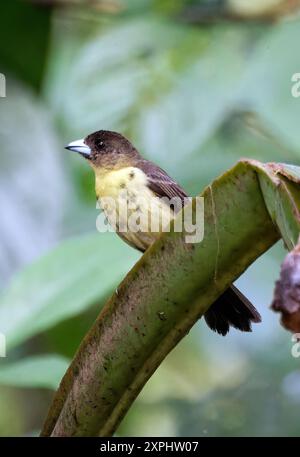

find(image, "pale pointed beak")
[65,138,91,158]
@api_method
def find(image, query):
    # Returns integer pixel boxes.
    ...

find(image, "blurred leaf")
[0,0,51,89]
[45,16,191,131]
[134,25,259,173]
[44,306,101,358]
[0,80,68,285]
[0,387,26,436]
[0,233,139,349]
[241,19,300,153]
[0,355,69,390]
[45,16,262,175]
[184,113,300,196]
[158,343,300,437]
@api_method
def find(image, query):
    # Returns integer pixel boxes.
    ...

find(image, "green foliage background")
[0,0,300,436]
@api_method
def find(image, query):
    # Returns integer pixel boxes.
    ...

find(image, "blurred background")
[1,0,300,437]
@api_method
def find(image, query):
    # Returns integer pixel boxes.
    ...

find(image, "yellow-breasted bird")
[66,130,261,335]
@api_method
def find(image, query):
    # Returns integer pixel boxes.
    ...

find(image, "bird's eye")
[96,140,105,149]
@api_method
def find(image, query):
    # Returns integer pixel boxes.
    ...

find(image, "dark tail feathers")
[204,285,261,336]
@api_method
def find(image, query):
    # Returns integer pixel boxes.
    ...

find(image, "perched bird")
[66,130,261,335]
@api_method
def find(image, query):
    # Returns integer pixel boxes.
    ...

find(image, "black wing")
[138,159,188,209]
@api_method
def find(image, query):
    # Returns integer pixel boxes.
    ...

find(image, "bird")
[66,130,261,335]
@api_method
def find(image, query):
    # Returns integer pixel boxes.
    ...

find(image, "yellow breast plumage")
[95,166,174,251]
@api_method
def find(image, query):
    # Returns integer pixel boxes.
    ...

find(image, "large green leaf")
[41,160,300,437]
[0,233,139,350]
